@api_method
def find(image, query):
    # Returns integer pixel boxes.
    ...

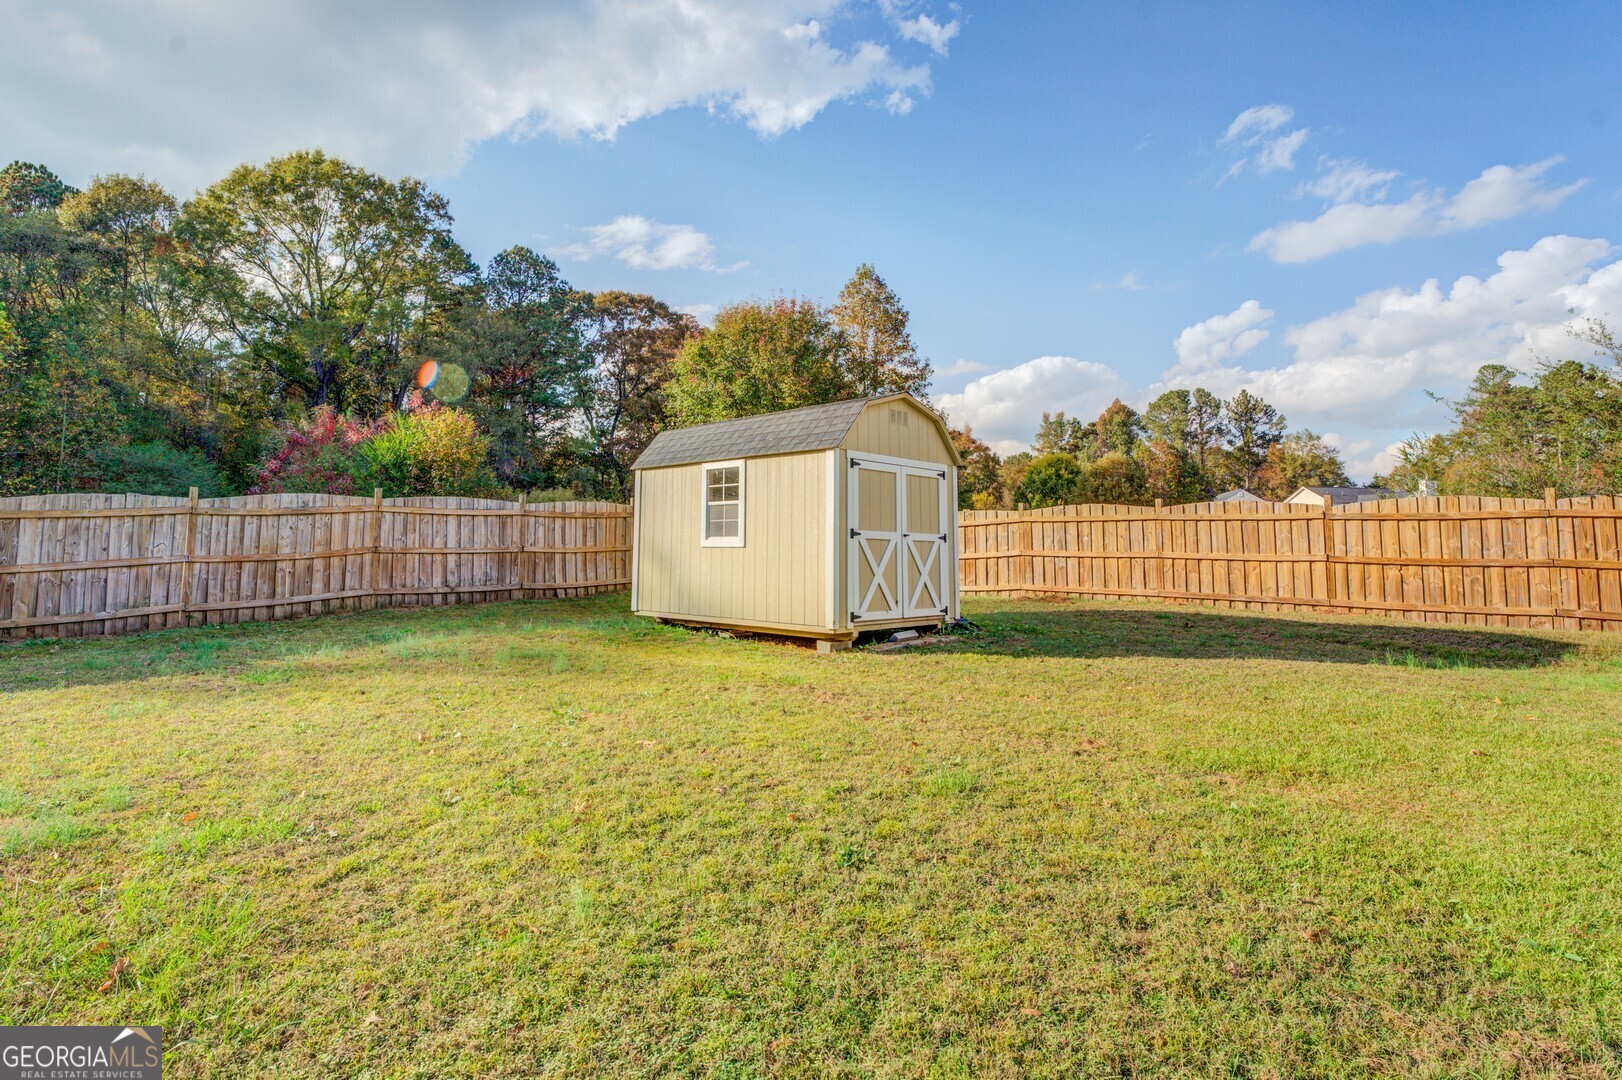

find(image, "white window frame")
[700,459,746,547]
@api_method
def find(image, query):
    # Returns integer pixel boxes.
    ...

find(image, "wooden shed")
[630,394,962,650]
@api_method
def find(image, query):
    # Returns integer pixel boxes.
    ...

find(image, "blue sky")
[7,1,1620,476]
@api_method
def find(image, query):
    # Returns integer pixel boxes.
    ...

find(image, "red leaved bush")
[250,401,506,497]
[249,407,384,495]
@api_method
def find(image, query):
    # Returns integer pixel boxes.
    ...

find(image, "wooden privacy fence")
[0,491,630,640]
[958,493,1622,631]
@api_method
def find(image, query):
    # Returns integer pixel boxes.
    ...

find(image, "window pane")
[704,465,742,540]
[707,504,739,537]
[707,466,739,498]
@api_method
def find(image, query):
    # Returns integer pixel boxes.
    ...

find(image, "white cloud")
[1251,198,1436,263]
[677,303,720,325]
[1255,127,1309,173]
[1356,442,1406,481]
[1440,159,1587,230]
[1221,104,1294,144]
[1298,157,1400,204]
[1251,157,1587,262]
[1219,104,1308,179]
[1316,434,1402,482]
[1170,300,1273,375]
[934,358,990,379]
[1,1,943,192]
[894,13,959,54]
[937,355,1127,454]
[554,216,743,272]
[1093,271,1147,291]
[1160,235,1622,425]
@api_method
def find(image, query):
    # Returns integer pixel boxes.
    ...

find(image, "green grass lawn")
[3,595,1620,1077]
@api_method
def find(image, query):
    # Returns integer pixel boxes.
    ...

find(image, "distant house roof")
[632,393,959,470]
[1213,488,1262,502]
[1285,485,1399,505]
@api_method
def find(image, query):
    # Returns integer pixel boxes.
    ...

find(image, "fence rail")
[0,491,630,640]
[958,492,1622,631]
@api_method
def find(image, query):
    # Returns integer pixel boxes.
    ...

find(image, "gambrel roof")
[632,394,958,470]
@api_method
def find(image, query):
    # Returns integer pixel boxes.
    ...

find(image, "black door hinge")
[849,528,861,539]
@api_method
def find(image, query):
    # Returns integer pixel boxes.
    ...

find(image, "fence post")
[515,491,528,598]
[369,488,384,608]
[177,486,199,626]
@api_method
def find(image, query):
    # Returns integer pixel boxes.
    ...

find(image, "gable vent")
[888,407,910,426]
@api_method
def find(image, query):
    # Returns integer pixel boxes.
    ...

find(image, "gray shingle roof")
[1298,486,1399,503]
[632,397,881,470]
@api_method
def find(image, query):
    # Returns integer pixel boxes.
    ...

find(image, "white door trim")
[946,465,959,621]
[825,448,840,629]
[845,449,950,473]
[630,470,642,610]
[848,458,904,623]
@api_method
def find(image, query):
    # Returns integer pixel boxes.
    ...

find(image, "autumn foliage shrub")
[355,404,505,497]
[251,404,505,498]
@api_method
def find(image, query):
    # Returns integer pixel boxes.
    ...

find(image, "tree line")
[3,153,1617,508]
[953,387,1350,509]
[1378,319,1622,498]
[0,153,928,502]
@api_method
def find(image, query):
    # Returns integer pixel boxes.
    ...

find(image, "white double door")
[848,455,949,623]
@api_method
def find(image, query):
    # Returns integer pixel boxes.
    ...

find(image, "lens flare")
[416,360,440,389]
[434,363,471,402]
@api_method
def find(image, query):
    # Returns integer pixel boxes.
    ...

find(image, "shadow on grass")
[0,596,654,694]
[935,605,1579,669]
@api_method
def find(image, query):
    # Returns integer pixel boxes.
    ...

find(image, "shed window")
[702,461,744,547]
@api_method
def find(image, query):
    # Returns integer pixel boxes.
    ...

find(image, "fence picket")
[0,493,631,639]
[958,499,1622,630]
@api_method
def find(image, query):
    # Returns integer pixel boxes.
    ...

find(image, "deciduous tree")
[459,246,589,488]
[830,263,931,398]
[1094,398,1143,456]
[950,423,1003,509]
[576,291,698,497]
[1015,452,1082,508]
[665,296,849,425]
[1255,430,1349,500]
[1032,411,1090,456]
[1382,322,1622,497]
[1080,450,1148,504]
[184,150,461,411]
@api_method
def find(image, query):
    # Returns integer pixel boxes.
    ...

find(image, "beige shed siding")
[840,398,955,465]
[635,451,827,629]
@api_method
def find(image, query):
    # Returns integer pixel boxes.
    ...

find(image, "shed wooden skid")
[631,395,962,643]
